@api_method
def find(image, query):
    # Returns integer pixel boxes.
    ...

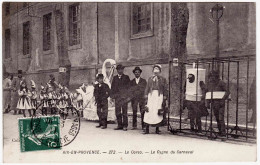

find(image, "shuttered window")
[69,3,81,46]
[23,21,30,55]
[5,29,11,59]
[131,2,153,38]
[43,13,52,51]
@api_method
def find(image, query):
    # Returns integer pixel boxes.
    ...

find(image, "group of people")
[3,64,256,136]
[94,64,168,134]
[3,70,83,118]
[185,70,229,136]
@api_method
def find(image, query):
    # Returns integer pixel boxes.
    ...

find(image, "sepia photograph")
[2,1,257,163]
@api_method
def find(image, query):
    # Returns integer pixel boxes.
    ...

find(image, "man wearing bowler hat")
[130,67,147,130]
[111,64,130,131]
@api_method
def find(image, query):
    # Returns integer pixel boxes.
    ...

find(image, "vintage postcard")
[2,1,257,163]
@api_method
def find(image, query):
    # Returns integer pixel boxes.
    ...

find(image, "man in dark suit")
[111,64,130,131]
[94,74,110,129]
[130,67,147,130]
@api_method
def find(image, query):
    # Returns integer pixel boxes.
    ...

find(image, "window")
[5,29,11,59]
[23,21,30,55]
[5,3,10,16]
[69,3,81,46]
[43,13,52,51]
[131,3,153,39]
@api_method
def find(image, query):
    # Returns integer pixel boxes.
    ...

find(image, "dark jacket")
[111,74,130,99]
[145,75,168,99]
[94,83,110,104]
[130,77,147,100]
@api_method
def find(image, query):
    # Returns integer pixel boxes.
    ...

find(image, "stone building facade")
[2,2,256,106]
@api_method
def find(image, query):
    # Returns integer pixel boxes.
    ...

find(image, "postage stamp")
[31,107,81,148]
[18,116,61,152]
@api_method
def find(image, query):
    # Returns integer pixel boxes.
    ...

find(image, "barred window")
[131,3,153,38]
[69,3,81,46]
[43,13,52,51]
[23,21,30,55]
[5,29,11,59]
[5,3,10,16]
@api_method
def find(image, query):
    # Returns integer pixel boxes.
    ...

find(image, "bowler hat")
[116,64,125,70]
[18,70,23,74]
[132,67,142,73]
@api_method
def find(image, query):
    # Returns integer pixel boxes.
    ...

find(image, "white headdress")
[31,80,36,88]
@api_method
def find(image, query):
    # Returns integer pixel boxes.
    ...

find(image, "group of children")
[16,79,84,118]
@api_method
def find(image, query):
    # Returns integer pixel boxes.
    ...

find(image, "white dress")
[17,90,32,110]
[143,90,164,125]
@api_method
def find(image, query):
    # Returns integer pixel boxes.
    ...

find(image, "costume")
[200,71,229,136]
[143,65,168,134]
[39,86,48,115]
[57,87,69,119]
[16,80,32,117]
[30,80,38,117]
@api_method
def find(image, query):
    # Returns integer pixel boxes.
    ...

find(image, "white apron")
[144,90,163,125]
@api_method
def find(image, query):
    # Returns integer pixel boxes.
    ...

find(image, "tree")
[169,3,189,116]
[54,5,71,87]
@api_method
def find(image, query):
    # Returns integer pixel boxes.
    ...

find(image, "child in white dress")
[17,80,32,117]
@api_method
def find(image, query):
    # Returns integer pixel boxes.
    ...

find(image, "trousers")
[115,99,128,128]
[212,100,226,135]
[131,98,145,128]
[186,101,202,132]
[97,101,108,127]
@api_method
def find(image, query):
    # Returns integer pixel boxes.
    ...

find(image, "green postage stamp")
[18,115,61,152]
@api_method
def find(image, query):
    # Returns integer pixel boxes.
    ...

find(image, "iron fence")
[167,55,256,142]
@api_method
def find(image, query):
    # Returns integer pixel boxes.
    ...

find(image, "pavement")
[3,112,257,163]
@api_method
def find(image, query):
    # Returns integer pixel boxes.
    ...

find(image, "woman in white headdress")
[143,64,168,134]
[17,80,32,117]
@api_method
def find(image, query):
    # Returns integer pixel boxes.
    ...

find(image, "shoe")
[123,127,127,131]
[131,127,137,130]
[101,126,107,129]
[96,125,102,128]
[114,127,123,130]
[219,133,226,137]
[196,131,203,135]
[143,131,149,134]
[156,128,160,134]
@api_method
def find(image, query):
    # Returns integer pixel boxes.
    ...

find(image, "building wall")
[2,2,256,92]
